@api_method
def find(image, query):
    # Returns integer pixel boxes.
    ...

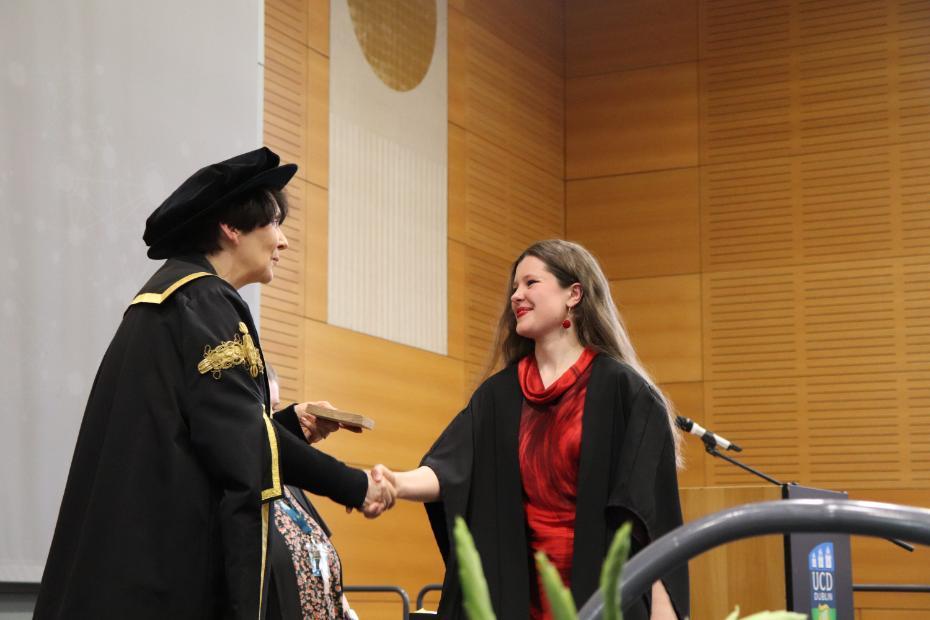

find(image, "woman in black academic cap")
[374,239,688,620]
[35,147,394,620]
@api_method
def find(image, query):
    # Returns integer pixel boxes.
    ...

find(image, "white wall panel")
[329,0,448,354]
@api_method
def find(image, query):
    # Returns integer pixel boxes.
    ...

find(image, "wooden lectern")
[680,485,786,619]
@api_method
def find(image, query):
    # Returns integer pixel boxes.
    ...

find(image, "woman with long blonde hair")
[374,240,687,619]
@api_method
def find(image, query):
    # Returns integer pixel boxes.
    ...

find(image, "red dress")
[518,348,597,620]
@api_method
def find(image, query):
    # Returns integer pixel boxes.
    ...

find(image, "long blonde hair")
[489,239,683,467]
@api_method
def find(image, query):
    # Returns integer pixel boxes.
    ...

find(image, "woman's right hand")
[294,401,341,443]
[357,468,397,518]
[369,465,440,503]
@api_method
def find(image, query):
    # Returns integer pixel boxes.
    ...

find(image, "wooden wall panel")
[263,0,309,404]
[448,240,466,361]
[848,488,930,581]
[264,0,307,174]
[611,275,703,384]
[463,246,510,392]
[308,0,328,56]
[567,168,700,279]
[458,0,563,71]
[901,142,930,254]
[458,128,564,259]
[456,128,563,390]
[447,124,467,244]
[701,30,930,167]
[699,0,930,60]
[860,611,930,620]
[450,7,563,178]
[702,268,799,381]
[850,488,930,620]
[702,142,930,272]
[302,321,464,471]
[302,320,463,615]
[566,0,697,78]
[703,370,930,489]
[700,53,794,165]
[663,382,711,488]
[899,28,930,143]
[701,259,930,470]
[304,182,327,322]
[704,377,804,485]
[566,62,699,179]
[265,0,307,50]
[566,0,930,615]
[681,485,786,620]
[261,306,305,404]
[264,179,307,315]
[701,159,798,270]
[447,10,466,128]
[306,48,328,189]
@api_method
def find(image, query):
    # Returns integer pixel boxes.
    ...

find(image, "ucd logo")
[809,542,836,620]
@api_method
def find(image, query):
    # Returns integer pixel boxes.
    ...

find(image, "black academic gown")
[35,255,367,620]
[422,354,689,619]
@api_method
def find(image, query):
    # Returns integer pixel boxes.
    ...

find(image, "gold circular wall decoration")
[347,0,437,92]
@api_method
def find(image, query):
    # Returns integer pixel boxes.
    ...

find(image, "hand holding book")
[300,402,375,433]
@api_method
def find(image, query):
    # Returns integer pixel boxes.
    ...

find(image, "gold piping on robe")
[261,407,282,502]
[198,322,265,379]
[130,272,213,305]
[259,502,269,619]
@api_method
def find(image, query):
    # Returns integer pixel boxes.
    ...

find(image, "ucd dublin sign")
[785,486,854,620]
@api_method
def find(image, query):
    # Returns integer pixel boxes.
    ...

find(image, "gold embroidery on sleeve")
[197,322,265,379]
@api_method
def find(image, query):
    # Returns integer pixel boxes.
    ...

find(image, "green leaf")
[735,612,807,620]
[600,522,632,620]
[453,516,496,620]
[535,551,578,620]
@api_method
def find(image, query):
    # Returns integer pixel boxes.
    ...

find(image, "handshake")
[293,402,400,519]
[355,464,397,519]
[292,401,437,518]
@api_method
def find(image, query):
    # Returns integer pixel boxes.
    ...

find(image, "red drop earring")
[562,318,571,329]
[562,306,572,329]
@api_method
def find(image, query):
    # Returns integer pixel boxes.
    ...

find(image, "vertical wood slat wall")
[566,0,930,618]
[261,0,564,616]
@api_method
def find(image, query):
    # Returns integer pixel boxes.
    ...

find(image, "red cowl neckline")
[518,348,597,405]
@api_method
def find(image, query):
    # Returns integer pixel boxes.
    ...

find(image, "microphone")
[676,416,742,452]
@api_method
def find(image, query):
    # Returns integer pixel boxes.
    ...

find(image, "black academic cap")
[143,146,298,259]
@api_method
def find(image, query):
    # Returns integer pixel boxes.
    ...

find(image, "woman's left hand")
[294,400,341,443]
[650,580,677,620]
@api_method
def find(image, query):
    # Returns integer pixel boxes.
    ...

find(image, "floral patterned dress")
[272,486,354,619]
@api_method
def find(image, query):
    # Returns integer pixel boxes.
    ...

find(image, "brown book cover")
[304,403,375,431]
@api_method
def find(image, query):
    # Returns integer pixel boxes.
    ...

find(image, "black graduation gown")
[35,255,367,620]
[422,354,689,619]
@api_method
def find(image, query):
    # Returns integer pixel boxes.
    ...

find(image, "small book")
[304,403,375,431]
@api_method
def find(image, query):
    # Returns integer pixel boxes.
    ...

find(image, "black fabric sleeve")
[607,384,689,620]
[177,289,268,619]
[274,422,368,509]
[272,404,304,442]
[420,404,474,562]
